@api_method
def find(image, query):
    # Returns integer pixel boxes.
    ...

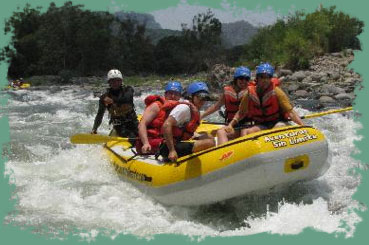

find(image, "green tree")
[1,4,41,78]
[154,9,224,74]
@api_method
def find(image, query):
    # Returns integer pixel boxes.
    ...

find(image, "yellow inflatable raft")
[5,83,31,90]
[104,125,329,206]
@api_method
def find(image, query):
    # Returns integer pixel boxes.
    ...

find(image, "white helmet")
[107,69,123,81]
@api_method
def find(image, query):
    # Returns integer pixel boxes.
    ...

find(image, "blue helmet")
[165,81,183,93]
[256,62,274,77]
[187,81,209,96]
[234,66,251,79]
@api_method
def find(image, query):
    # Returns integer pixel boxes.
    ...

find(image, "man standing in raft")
[136,81,183,154]
[91,69,138,144]
[159,81,214,162]
[223,63,304,142]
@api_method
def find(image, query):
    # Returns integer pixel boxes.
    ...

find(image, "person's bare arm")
[275,87,304,126]
[288,109,304,126]
[201,94,225,119]
[138,103,160,153]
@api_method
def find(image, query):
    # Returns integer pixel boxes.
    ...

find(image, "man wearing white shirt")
[160,81,215,162]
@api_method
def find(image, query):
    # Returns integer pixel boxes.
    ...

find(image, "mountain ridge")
[114,11,259,48]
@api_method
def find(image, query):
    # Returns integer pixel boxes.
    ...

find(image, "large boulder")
[207,64,234,90]
[319,95,336,103]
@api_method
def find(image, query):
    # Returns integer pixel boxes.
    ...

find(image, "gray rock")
[301,76,312,84]
[344,78,356,84]
[292,71,306,81]
[294,90,309,98]
[279,69,293,76]
[335,93,355,100]
[321,84,346,94]
[320,76,329,83]
[287,84,300,92]
[319,96,336,103]
[330,72,340,80]
[345,49,354,55]
[331,52,342,57]
[310,72,321,81]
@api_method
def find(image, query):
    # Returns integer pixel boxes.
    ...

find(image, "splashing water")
[0,85,366,240]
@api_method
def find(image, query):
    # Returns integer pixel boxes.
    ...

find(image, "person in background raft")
[201,66,253,146]
[159,81,215,162]
[136,81,183,155]
[222,63,304,142]
[91,69,138,144]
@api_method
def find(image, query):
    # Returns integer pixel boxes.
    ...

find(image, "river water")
[0,85,366,240]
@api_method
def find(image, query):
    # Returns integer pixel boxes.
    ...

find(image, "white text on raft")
[263,129,318,148]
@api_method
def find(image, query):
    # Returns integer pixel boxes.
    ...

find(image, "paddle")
[70,133,133,145]
[199,106,354,136]
[300,106,353,119]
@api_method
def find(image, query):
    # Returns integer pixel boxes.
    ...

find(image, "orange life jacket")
[248,83,282,123]
[223,85,247,122]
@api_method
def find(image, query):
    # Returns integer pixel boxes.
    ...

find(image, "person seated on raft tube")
[11,79,21,88]
[221,63,304,144]
[136,81,183,155]
[201,66,254,146]
[159,81,215,162]
[91,69,139,144]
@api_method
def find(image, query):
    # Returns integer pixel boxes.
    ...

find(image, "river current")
[0,85,366,240]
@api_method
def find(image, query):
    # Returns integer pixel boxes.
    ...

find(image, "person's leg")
[273,121,289,128]
[193,138,215,152]
[240,125,262,136]
[216,128,229,145]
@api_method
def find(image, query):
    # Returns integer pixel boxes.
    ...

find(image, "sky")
[111,0,287,30]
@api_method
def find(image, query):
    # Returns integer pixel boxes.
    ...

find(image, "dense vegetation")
[0,2,364,81]
[236,6,364,70]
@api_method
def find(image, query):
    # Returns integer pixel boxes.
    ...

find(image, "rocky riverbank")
[23,49,361,109]
[208,49,361,109]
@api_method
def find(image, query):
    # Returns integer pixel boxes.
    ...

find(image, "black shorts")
[257,120,287,130]
[159,142,195,162]
[226,118,255,129]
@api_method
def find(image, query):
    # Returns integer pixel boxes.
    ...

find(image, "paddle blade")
[70,134,128,144]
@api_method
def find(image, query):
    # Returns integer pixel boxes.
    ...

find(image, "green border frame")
[1,0,368,244]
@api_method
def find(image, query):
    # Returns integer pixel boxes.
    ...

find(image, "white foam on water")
[1,87,366,240]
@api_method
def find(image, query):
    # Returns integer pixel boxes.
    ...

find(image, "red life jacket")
[248,82,282,123]
[136,95,166,154]
[223,85,247,122]
[160,101,200,141]
[144,94,165,107]
[142,95,167,138]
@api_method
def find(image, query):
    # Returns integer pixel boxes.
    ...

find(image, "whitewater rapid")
[0,85,366,240]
